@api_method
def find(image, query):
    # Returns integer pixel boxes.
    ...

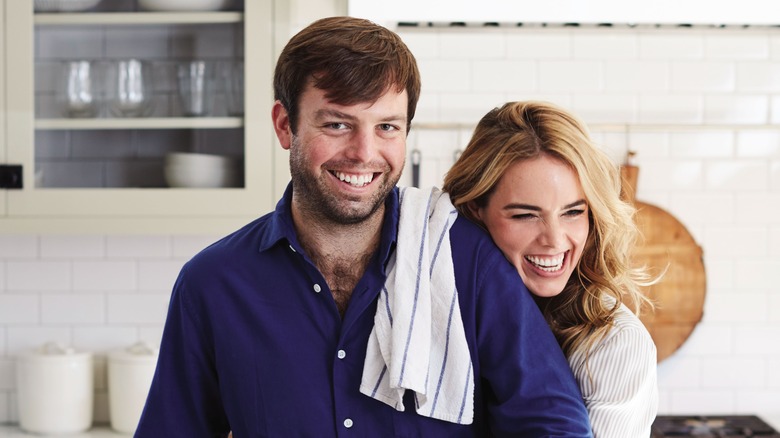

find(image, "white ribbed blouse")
[566,303,658,438]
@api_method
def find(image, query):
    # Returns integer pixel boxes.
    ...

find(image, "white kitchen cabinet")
[0,0,7,218]
[0,0,276,234]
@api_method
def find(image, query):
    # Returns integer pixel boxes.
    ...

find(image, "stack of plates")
[164,152,241,188]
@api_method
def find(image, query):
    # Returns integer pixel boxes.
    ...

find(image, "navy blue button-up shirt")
[135,185,592,437]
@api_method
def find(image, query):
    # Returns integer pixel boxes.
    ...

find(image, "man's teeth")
[335,172,373,187]
[525,254,564,272]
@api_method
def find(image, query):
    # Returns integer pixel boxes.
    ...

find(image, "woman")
[443,100,658,437]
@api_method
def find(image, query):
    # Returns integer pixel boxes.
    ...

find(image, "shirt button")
[313,284,322,293]
[337,349,346,359]
[343,418,353,429]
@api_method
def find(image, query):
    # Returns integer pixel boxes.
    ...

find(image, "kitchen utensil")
[453,149,462,162]
[138,0,229,11]
[621,153,706,362]
[177,60,216,117]
[105,59,154,117]
[58,60,99,118]
[34,0,102,12]
[16,342,94,434]
[224,60,244,116]
[411,149,421,187]
[108,342,159,434]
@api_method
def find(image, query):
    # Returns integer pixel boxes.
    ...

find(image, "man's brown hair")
[273,16,421,134]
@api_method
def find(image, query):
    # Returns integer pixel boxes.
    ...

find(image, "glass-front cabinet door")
[2,0,275,234]
[0,0,8,217]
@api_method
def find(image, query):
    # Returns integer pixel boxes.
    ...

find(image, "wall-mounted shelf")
[34,11,243,25]
[36,117,243,130]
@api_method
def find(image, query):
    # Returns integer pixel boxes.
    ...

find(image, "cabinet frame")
[0,0,8,216]
[1,0,276,234]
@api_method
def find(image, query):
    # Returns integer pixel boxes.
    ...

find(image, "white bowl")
[164,164,239,188]
[138,0,230,11]
[165,152,236,169]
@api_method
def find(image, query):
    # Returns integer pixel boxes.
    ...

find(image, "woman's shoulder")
[569,302,655,365]
[568,302,658,399]
[611,303,649,330]
[599,303,654,344]
[590,303,657,364]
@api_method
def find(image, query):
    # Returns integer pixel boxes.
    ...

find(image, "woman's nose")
[539,219,565,247]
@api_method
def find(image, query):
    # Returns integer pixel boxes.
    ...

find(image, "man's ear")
[272,101,293,150]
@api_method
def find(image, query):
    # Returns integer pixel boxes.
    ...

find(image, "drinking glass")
[106,59,154,117]
[177,60,215,117]
[58,60,98,118]
[224,60,244,116]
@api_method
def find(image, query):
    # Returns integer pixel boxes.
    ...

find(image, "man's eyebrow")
[314,108,357,121]
[381,114,408,124]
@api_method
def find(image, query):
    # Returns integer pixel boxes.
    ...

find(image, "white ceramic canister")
[108,342,159,434]
[16,343,94,434]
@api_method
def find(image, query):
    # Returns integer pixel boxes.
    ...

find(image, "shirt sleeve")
[575,315,659,438]
[471,252,594,437]
[134,265,231,437]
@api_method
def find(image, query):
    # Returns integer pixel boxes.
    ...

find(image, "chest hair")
[314,251,374,318]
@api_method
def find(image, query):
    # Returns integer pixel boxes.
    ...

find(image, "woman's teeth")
[525,254,564,272]
[335,171,373,187]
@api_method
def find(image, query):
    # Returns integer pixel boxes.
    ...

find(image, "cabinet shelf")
[35,117,244,130]
[34,11,243,25]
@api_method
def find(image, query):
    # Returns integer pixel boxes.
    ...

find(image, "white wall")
[1,3,779,425]
[397,23,780,417]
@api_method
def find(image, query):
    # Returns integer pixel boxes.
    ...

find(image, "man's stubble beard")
[288,134,403,225]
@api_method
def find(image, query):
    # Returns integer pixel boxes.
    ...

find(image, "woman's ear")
[466,201,483,222]
[272,101,293,150]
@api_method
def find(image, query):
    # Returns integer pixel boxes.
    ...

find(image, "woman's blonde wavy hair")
[442,100,653,357]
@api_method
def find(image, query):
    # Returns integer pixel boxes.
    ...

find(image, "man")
[135,16,592,437]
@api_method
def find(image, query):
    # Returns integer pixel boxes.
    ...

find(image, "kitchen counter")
[0,425,129,437]
[2,414,780,436]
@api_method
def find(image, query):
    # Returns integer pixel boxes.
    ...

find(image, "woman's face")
[474,154,590,298]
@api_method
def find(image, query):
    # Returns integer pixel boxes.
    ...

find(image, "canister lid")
[17,342,92,361]
[109,341,159,364]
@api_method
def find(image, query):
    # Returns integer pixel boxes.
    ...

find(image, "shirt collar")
[257,182,399,271]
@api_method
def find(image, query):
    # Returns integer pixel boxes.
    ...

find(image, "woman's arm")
[573,307,658,438]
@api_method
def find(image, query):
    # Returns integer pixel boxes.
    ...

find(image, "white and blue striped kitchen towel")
[360,186,474,425]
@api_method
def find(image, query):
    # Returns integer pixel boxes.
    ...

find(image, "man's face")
[273,83,408,225]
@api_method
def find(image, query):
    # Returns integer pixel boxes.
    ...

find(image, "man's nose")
[345,129,375,162]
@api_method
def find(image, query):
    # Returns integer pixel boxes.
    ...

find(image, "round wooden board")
[622,165,706,362]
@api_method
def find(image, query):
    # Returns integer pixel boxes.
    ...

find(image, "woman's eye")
[564,209,586,218]
[511,213,536,220]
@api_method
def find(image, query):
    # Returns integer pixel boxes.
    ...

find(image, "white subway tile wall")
[395,24,780,417]
[2,22,780,424]
[0,235,218,423]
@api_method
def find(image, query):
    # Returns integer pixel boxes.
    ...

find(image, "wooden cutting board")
[621,163,706,362]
